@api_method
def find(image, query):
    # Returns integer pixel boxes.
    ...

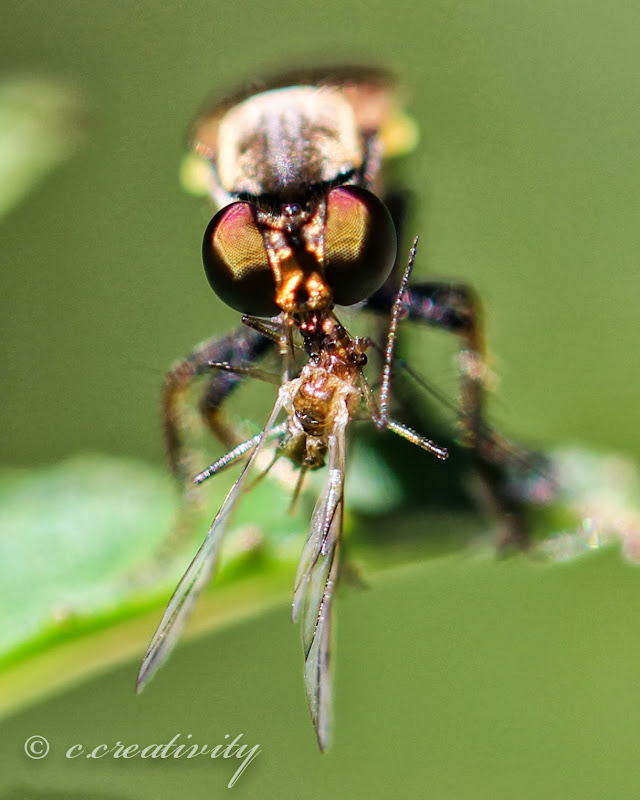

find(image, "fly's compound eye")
[202,202,279,317]
[323,186,397,306]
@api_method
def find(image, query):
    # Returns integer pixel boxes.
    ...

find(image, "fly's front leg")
[163,324,274,489]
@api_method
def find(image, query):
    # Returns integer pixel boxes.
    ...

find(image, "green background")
[1,1,640,798]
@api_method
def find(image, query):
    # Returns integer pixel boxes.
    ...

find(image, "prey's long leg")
[366,279,486,448]
[163,324,275,486]
[365,239,448,462]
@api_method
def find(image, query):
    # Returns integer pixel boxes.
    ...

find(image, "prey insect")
[137,68,534,750]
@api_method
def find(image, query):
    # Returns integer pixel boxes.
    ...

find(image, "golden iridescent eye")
[202,202,279,317]
[323,186,397,305]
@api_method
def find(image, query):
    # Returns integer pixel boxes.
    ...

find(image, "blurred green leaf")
[0,76,84,220]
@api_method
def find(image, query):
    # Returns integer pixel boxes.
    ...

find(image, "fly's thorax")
[215,86,363,199]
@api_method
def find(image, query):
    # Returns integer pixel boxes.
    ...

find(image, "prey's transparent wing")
[292,416,347,751]
[136,396,284,693]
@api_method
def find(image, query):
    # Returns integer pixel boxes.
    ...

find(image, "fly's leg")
[408,281,490,448]
[365,279,552,548]
[402,281,555,547]
[163,324,275,488]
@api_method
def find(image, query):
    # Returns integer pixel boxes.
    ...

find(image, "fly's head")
[201,186,397,319]
[196,76,401,321]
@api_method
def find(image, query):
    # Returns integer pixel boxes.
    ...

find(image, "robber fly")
[137,67,536,751]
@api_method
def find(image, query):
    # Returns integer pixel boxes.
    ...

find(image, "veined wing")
[293,414,348,751]
[136,395,284,693]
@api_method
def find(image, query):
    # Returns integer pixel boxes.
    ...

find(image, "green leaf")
[1,447,638,722]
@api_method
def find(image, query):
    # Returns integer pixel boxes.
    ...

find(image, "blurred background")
[1,1,640,798]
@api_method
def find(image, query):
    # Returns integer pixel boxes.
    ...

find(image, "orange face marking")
[275,270,304,312]
[274,268,333,313]
[304,272,333,310]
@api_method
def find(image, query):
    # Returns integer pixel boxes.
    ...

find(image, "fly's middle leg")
[159,323,275,554]
[366,279,554,547]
